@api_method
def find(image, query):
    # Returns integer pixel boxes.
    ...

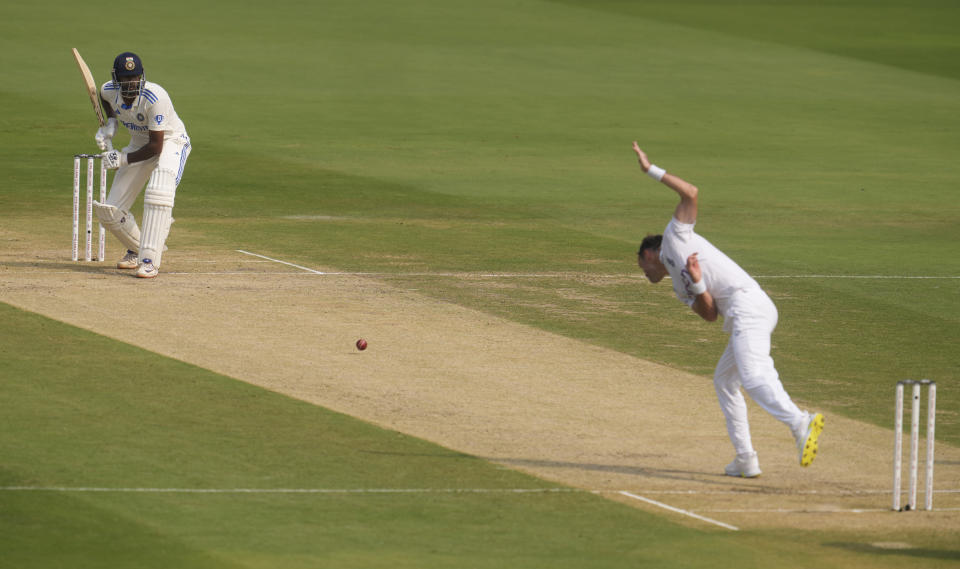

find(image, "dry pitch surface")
[2,232,957,535]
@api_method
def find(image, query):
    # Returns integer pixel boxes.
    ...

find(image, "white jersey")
[100,80,188,147]
[659,217,761,319]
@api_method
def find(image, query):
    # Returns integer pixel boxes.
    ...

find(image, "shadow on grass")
[357,449,475,459]
[826,542,960,561]
[488,457,786,490]
[1,260,121,274]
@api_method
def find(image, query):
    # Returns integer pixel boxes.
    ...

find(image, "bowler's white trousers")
[713,287,809,455]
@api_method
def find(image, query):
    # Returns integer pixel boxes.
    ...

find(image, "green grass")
[0,304,873,569]
[550,0,960,81]
[1,0,959,566]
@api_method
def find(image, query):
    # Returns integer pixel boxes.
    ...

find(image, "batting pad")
[144,170,177,208]
[139,170,177,265]
[94,201,141,252]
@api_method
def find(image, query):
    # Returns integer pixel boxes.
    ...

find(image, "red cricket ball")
[356,338,368,351]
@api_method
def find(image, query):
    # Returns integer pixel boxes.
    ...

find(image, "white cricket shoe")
[136,259,159,279]
[724,452,762,478]
[116,250,139,269]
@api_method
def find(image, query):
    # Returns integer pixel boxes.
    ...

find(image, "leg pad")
[139,169,177,265]
[94,201,141,252]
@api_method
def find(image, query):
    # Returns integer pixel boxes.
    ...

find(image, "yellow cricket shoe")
[797,413,825,467]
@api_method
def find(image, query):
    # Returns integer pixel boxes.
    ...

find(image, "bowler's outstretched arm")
[631,142,698,224]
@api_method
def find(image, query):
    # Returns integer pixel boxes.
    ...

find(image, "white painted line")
[235,250,327,274]
[163,272,363,276]
[632,488,960,496]
[4,486,955,496]
[4,254,958,281]
[702,508,888,513]
[162,272,274,275]
[3,486,954,517]
[225,253,960,280]
[618,491,739,531]
[700,507,960,513]
[0,486,582,494]
[756,275,959,279]
[236,249,960,279]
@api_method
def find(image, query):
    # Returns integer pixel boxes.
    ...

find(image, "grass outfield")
[1,305,700,569]
[0,307,950,568]
[2,0,959,566]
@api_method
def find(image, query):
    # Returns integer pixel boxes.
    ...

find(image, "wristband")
[689,279,707,296]
[646,164,666,181]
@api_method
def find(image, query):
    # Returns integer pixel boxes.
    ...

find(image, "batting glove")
[95,118,118,151]
[101,149,128,170]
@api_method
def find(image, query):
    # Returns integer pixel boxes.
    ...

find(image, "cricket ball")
[356,338,368,351]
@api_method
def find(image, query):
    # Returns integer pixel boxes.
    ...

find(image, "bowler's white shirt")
[659,217,760,320]
[100,80,188,147]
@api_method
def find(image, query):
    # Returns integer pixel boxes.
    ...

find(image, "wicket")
[892,379,936,511]
[72,153,106,262]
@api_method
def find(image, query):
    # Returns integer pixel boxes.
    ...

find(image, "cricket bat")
[71,48,106,127]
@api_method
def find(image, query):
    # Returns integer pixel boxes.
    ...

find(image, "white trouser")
[105,155,157,214]
[104,134,190,263]
[713,287,808,456]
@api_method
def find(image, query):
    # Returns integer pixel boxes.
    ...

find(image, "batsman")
[93,51,191,278]
[631,142,824,478]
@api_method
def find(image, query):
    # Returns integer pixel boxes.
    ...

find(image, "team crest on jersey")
[137,113,145,121]
[124,57,136,71]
